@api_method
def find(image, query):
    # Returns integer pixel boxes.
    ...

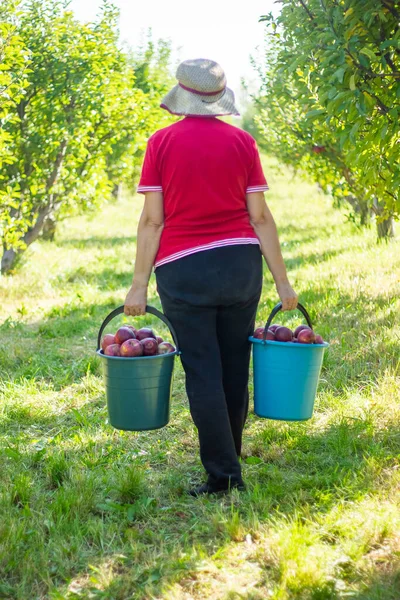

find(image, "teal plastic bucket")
[96,305,180,431]
[249,302,329,421]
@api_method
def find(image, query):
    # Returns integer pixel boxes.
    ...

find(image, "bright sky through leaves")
[69,0,277,110]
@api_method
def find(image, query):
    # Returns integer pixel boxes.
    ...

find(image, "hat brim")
[160,84,240,117]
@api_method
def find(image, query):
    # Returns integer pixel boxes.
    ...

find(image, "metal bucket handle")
[97,305,180,352]
[262,302,313,342]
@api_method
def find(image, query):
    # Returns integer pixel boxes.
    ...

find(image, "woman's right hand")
[275,280,298,311]
[124,282,148,317]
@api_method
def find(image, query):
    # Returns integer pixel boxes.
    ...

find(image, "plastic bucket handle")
[261,302,313,342]
[96,305,180,353]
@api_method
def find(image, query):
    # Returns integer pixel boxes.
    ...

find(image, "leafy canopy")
[254,0,400,223]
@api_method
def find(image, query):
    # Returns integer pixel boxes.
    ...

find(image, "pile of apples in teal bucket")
[96,305,180,432]
[249,302,329,421]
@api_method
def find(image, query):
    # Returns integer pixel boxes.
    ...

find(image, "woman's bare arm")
[124,191,164,316]
[246,191,297,311]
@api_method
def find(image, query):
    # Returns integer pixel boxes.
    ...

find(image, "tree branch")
[297,0,316,22]
[380,0,400,21]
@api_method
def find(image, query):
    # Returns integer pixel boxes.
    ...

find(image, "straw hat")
[160,58,240,117]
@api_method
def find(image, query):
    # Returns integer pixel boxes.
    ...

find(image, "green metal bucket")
[96,305,180,431]
[249,302,329,421]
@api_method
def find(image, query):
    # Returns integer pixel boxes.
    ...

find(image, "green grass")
[0,156,399,600]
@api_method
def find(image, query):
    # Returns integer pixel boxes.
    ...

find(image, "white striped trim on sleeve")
[246,184,269,193]
[137,185,163,194]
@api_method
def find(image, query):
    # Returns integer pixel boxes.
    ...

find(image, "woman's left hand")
[276,280,298,311]
[124,283,147,316]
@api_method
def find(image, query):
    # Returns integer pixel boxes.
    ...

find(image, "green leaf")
[363,92,376,109]
[358,53,370,69]
[359,47,376,61]
[245,456,263,465]
[379,39,400,51]
[333,66,347,83]
[350,121,361,141]
[349,74,356,91]
[305,109,325,120]
[127,505,137,521]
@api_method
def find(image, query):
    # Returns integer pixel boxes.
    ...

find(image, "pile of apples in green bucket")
[253,323,325,344]
[101,325,176,357]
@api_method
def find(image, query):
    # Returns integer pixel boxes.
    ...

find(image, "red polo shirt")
[137,116,269,268]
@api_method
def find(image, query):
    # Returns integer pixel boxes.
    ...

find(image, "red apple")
[253,327,265,339]
[254,327,275,340]
[104,344,121,356]
[158,342,175,354]
[311,145,326,154]
[294,324,311,338]
[297,328,316,344]
[120,338,143,357]
[126,325,137,336]
[156,336,163,344]
[314,334,324,344]
[136,327,156,341]
[275,326,293,342]
[269,324,280,333]
[115,326,136,345]
[101,334,116,352]
[140,337,159,355]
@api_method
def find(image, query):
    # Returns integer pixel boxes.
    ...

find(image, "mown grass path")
[1,157,399,599]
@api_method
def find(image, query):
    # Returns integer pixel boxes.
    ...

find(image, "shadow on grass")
[0,294,164,389]
[245,414,400,515]
[230,567,400,600]
[284,246,347,271]
[349,569,400,600]
[1,387,399,599]
[1,233,399,597]
[58,266,134,290]
[277,222,335,246]
[254,285,399,391]
[56,235,137,248]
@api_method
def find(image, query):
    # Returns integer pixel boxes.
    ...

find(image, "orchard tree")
[253,0,399,238]
[0,1,30,252]
[106,34,176,201]
[0,1,174,273]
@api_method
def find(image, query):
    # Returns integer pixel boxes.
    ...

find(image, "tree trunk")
[42,214,57,241]
[1,140,67,274]
[344,195,370,226]
[1,203,54,273]
[1,247,18,274]
[111,183,121,201]
[376,216,395,239]
[373,198,395,240]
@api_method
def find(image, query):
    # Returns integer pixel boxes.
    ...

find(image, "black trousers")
[155,244,263,489]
